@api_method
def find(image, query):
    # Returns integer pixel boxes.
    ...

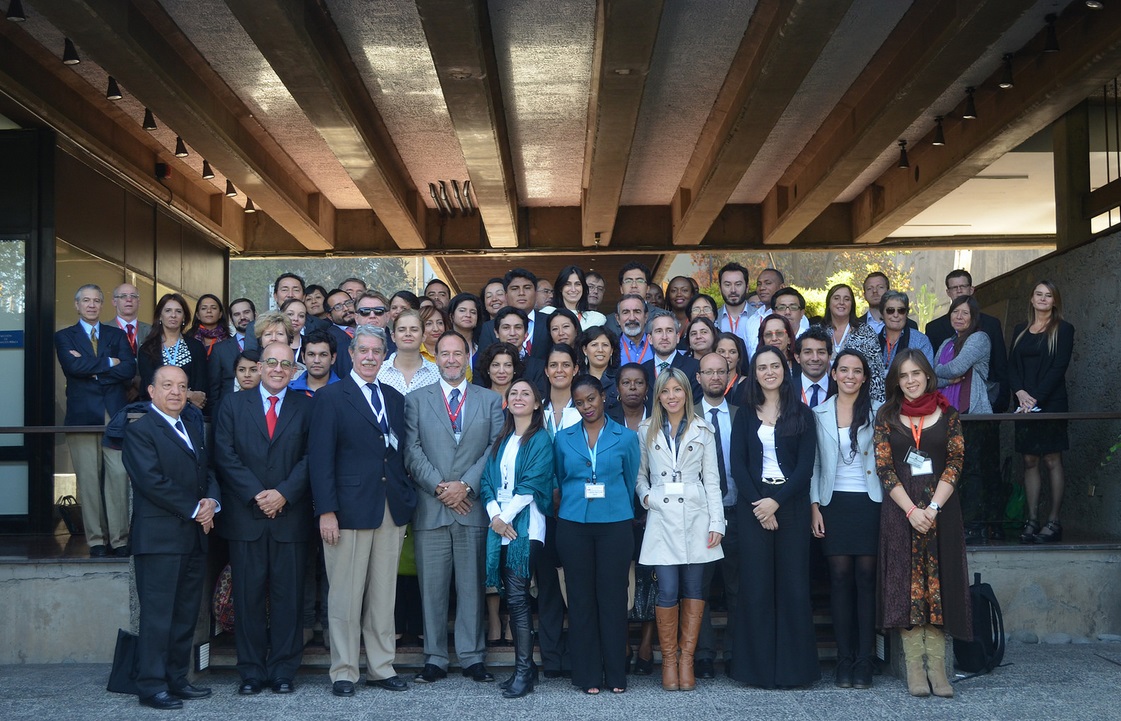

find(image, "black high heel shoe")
[1035,520,1063,543]
[633,654,654,675]
[1020,520,1040,544]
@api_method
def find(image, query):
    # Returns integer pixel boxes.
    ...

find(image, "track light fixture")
[897,140,909,169]
[106,76,122,101]
[1085,1,1104,9]
[201,160,214,179]
[6,0,27,22]
[999,54,1014,89]
[174,136,188,158]
[225,180,237,197]
[142,108,157,131]
[63,38,80,65]
[963,88,977,120]
[932,117,946,146]
[244,198,256,214]
[1044,14,1059,53]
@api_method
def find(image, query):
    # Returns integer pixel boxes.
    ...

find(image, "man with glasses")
[208,298,258,411]
[534,277,554,311]
[340,278,368,301]
[605,262,651,337]
[355,291,396,355]
[214,342,313,696]
[585,271,607,312]
[693,351,740,679]
[111,283,150,361]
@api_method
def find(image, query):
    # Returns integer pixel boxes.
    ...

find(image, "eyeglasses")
[261,359,295,369]
[763,330,788,339]
[698,369,728,377]
[773,303,802,313]
[947,283,971,292]
[330,300,355,312]
[621,278,647,287]
[356,306,388,316]
[883,307,909,316]
[113,293,140,301]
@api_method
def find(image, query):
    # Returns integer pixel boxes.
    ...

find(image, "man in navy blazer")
[642,309,702,405]
[206,297,256,412]
[123,366,220,709]
[214,342,313,695]
[309,325,417,697]
[55,284,136,557]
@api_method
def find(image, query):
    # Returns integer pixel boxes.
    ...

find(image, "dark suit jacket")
[327,325,355,378]
[926,312,1010,411]
[55,322,137,425]
[137,337,208,401]
[123,409,220,555]
[309,376,416,529]
[642,353,703,406]
[730,402,815,508]
[213,388,313,542]
[206,336,244,412]
[477,310,551,360]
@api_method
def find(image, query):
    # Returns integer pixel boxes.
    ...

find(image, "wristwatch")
[928,501,942,513]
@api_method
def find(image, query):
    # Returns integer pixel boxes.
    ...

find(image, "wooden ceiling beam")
[761,0,1038,246]
[415,0,519,249]
[31,0,335,251]
[670,0,854,246]
[224,0,427,250]
[580,0,665,248]
[851,1,1121,245]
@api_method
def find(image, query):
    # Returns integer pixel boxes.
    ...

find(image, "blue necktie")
[809,383,821,408]
[448,388,461,433]
[366,383,389,434]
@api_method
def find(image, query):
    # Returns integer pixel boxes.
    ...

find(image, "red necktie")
[266,396,278,439]
[126,324,136,353]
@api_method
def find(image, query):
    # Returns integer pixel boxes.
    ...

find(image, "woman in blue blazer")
[729,345,819,689]
[810,349,882,689]
[554,375,639,695]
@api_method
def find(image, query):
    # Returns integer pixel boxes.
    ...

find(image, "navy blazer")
[477,311,552,360]
[642,352,703,407]
[55,322,137,425]
[554,416,638,524]
[309,375,417,529]
[327,325,355,378]
[205,336,244,412]
[213,388,313,543]
[730,402,816,508]
[123,409,220,555]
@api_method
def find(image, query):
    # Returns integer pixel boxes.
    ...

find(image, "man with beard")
[585,271,606,312]
[616,293,653,366]
[794,327,833,408]
[208,298,257,411]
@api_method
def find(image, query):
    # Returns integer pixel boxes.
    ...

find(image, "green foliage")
[230,257,414,310]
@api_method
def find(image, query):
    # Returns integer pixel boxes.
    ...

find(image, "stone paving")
[2,642,1120,721]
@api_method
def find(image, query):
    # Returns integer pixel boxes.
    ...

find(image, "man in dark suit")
[491,307,547,395]
[207,297,256,412]
[477,269,550,359]
[323,288,356,378]
[214,342,312,695]
[55,284,136,557]
[122,365,220,710]
[694,351,741,678]
[404,331,504,685]
[310,325,417,697]
[642,308,702,404]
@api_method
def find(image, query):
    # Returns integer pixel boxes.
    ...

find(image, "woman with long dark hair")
[187,293,229,355]
[875,348,969,698]
[757,314,796,367]
[448,292,483,377]
[546,308,581,353]
[542,265,607,329]
[822,283,887,401]
[1009,281,1075,543]
[474,342,524,401]
[810,349,881,689]
[479,380,555,698]
[418,305,447,364]
[138,293,207,407]
[729,346,818,688]
[480,278,506,321]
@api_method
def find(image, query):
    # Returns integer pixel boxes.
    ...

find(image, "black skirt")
[819,491,880,557]
[1014,418,1069,455]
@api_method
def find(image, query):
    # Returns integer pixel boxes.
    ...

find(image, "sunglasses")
[356,306,388,317]
[883,307,909,315]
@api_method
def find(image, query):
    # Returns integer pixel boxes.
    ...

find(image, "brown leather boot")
[899,626,930,697]
[655,605,679,691]
[678,599,705,691]
[924,626,954,697]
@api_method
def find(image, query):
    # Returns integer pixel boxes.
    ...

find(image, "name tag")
[453,431,462,444]
[664,482,685,496]
[905,447,933,476]
[585,483,605,499]
[497,485,514,503]
[387,431,399,451]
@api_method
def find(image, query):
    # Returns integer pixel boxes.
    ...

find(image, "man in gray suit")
[404,331,504,684]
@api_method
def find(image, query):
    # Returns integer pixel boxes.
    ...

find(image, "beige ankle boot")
[924,626,954,697]
[899,627,930,697]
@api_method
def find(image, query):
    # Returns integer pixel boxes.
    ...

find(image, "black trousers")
[533,516,569,672]
[229,531,307,682]
[556,518,633,691]
[698,507,739,661]
[134,547,207,699]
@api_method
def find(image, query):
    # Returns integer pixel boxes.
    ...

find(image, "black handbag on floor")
[954,572,1005,676]
[106,628,140,695]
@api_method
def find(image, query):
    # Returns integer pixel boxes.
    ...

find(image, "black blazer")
[730,402,815,508]
[642,353,703,406]
[1008,320,1075,412]
[308,376,417,529]
[55,322,136,425]
[206,336,243,411]
[477,310,551,360]
[327,325,355,378]
[138,336,208,401]
[123,409,220,555]
[213,388,313,542]
[927,312,1010,411]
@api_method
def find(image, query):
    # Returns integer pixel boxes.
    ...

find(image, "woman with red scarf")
[874,349,970,699]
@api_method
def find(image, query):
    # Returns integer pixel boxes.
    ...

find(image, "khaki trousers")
[68,426,130,549]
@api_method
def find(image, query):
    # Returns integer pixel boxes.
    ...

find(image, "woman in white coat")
[636,368,725,692]
[810,349,882,690]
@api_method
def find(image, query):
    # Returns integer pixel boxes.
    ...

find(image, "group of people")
[56,260,1074,707]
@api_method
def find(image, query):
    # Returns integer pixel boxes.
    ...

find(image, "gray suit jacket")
[404,381,504,530]
[810,397,882,506]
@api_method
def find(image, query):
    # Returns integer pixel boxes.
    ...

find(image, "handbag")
[56,495,83,536]
[106,628,139,695]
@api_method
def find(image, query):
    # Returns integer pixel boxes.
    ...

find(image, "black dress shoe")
[834,656,854,688]
[852,657,874,689]
[139,691,183,710]
[271,678,294,694]
[367,675,408,692]
[542,669,565,679]
[694,658,715,679]
[89,545,108,558]
[112,545,131,557]
[169,683,211,699]
[461,663,495,682]
[332,680,355,697]
[238,679,263,695]
[413,664,447,684]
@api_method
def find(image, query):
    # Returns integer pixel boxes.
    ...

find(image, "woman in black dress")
[1009,281,1075,543]
[729,346,819,688]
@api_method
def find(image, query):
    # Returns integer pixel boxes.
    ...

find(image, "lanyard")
[622,335,650,364]
[662,417,688,463]
[906,415,924,450]
[442,386,467,427]
[582,420,605,480]
[726,307,744,334]
[724,374,737,396]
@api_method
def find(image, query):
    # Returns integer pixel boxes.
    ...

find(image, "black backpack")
[953,572,1006,676]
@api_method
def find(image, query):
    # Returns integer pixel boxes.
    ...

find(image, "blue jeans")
[654,563,705,607]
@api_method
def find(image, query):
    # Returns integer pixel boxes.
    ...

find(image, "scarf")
[900,390,952,417]
[194,325,229,343]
